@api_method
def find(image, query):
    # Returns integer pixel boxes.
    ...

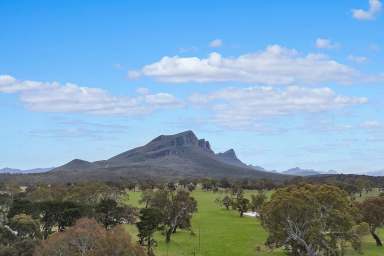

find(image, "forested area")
[0,175,383,256]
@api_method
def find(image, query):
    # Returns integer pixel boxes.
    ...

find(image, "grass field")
[355,188,382,202]
[123,189,384,256]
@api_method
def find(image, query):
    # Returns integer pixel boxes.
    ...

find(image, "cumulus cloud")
[352,0,382,20]
[0,75,49,93]
[189,86,368,128]
[128,45,379,85]
[209,39,223,48]
[0,75,181,115]
[0,75,17,86]
[315,38,339,49]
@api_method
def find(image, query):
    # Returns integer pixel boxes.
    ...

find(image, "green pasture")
[123,189,384,256]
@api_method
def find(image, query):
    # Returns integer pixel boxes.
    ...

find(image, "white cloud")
[129,45,378,85]
[0,76,49,93]
[189,86,367,129]
[0,75,181,115]
[348,55,368,63]
[144,93,179,105]
[0,75,16,86]
[315,38,339,49]
[209,39,223,48]
[352,0,382,20]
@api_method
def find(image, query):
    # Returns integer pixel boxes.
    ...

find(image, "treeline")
[215,187,267,217]
[0,182,140,255]
[302,174,384,198]
[0,182,197,256]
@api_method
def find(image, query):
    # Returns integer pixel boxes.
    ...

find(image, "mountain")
[324,170,339,175]
[0,167,53,174]
[23,130,287,183]
[0,168,20,174]
[216,149,248,167]
[249,165,267,172]
[283,167,321,176]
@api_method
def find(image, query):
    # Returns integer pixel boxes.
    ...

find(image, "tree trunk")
[147,237,152,256]
[371,230,383,246]
[306,248,317,256]
[240,211,244,217]
[165,228,172,243]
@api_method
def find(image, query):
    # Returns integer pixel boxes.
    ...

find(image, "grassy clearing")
[345,227,384,255]
[124,189,384,256]
[355,188,382,202]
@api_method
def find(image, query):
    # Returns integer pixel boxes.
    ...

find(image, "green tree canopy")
[136,208,163,256]
[357,196,384,246]
[260,184,360,256]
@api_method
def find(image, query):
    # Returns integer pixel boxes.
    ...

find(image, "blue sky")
[1,0,383,172]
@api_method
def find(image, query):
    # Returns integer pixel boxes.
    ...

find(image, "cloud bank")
[0,75,181,115]
[190,86,368,128]
[0,75,370,130]
[129,45,380,85]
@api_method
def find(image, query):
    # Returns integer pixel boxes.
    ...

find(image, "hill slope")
[282,167,321,176]
[19,130,286,183]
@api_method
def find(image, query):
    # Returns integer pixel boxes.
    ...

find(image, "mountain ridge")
[45,130,287,182]
[282,167,321,176]
[0,167,53,174]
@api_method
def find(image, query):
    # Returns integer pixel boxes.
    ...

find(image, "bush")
[34,218,145,256]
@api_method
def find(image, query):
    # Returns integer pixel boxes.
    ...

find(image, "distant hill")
[0,168,20,174]
[282,167,384,177]
[4,130,287,184]
[0,167,53,174]
[324,170,339,175]
[365,170,384,177]
[282,167,321,176]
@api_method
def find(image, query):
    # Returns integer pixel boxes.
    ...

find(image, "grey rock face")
[46,130,286,182]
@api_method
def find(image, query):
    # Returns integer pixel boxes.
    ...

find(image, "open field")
[125,190,283,256]
[123,189,384,256]
[355,188,382,202]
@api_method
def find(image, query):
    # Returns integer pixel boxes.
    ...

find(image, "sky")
[0,0,383,172]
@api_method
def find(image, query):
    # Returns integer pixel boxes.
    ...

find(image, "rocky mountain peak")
[46,130,282,181]
[220,149,237,159]
[147,130,213,153]
[215,148,248,168]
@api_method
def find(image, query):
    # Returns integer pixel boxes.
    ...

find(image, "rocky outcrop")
[46,130,286,182]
